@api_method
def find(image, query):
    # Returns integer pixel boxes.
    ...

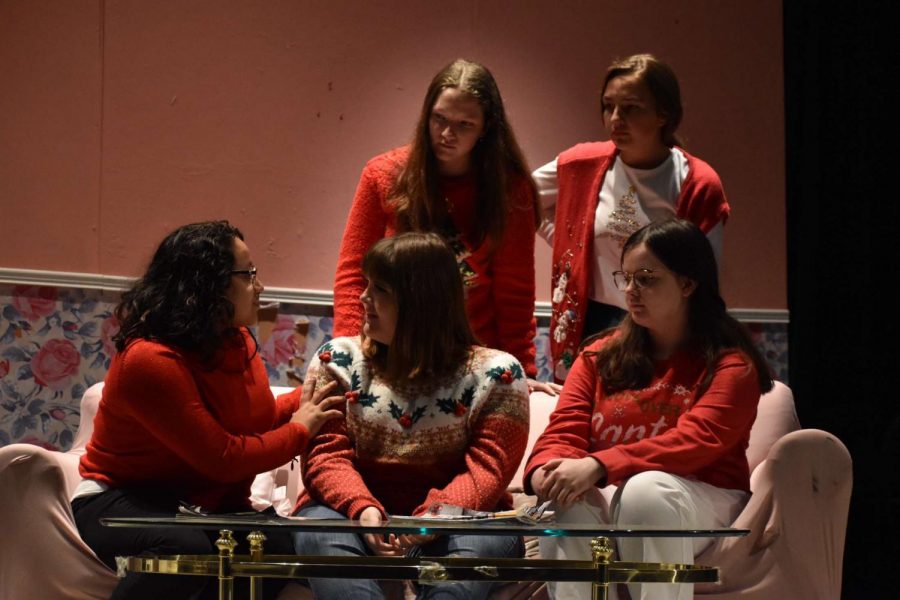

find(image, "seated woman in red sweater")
[524,219,773,600]
[71,221,344,600]
[332,58,549,390]
[295,232,531,599]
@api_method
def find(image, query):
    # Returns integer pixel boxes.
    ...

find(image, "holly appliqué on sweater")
[485,363,524,385]
[436,386,476,417]
[343,370,378,407]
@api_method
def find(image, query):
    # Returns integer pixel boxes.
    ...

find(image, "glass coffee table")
[102,515,748,600]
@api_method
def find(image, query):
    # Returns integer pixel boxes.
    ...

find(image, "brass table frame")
[105,517,747,600]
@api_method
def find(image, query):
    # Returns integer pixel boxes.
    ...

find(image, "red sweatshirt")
[525,337,760,494]
[332,147,538,376]
[79,329,308,511]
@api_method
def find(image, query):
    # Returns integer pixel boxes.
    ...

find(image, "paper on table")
[390,501,554,524]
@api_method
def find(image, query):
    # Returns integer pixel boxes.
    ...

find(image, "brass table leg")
[247,530,267,600]
[591,536,613,600]
[216,529,238,600]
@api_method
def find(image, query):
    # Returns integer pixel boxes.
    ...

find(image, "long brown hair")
[361,232,479,387]
[589,219,773,396]
[392,58,538,248]
[601,53,684,148]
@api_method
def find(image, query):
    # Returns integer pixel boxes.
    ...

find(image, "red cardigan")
[525,337,760,494]
[79,329,309,511]
[332,147,538,376]
[549,142,730,380]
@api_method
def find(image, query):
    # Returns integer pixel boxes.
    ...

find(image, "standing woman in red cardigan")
[71,221,344,600]
[333,58,542,383]
[533,54,731,381]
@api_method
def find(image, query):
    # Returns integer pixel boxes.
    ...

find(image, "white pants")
[540,471,748,600]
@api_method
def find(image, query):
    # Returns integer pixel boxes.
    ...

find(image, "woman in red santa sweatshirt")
[525,219,772,600]
[71,220,344,600]
[332,58,543,385]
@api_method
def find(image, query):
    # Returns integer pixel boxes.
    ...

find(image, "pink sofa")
[0,381,851,599]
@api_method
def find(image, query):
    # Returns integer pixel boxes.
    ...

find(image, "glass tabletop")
[102,515,749,538]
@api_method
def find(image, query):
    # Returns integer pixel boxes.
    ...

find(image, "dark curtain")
[784,2,898,596]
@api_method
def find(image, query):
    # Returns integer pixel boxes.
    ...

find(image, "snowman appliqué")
[551,272,569,343]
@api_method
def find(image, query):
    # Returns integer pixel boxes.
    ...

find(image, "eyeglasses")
[231,267,258,285]
[612,269,658,291]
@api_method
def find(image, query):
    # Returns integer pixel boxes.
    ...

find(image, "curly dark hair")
[113,220,247,360]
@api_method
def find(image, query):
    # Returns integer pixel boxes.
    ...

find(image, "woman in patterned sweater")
[294,232,530,599]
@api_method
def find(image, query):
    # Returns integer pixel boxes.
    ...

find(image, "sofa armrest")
[70,382,105,456]
[697,429,852,599]
[0,443,118,598]
[750,428,852,543]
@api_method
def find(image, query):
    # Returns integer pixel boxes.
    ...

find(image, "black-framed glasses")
[231,267,258,285]
[612,269,658,291]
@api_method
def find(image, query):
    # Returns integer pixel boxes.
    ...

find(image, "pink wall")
[0,0,785,309]
[0,0,102,271]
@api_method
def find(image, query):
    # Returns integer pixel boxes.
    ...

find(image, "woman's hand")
[539,457,606,508]
[290,377,344,437]
[529,465,550,497]
[527,378,563,396]
[359,506,402,556]
[394,533,438,552]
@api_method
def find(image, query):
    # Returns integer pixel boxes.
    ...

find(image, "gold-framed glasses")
[231,267,258,285]
[613,269,658,291]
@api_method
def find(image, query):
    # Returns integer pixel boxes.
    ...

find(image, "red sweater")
[79,329,309,511]
[332,147,538,376]
[525,337,760,494]
[549,142,729,380]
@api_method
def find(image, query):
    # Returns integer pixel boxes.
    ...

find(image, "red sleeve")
[300,366,386,519]
[490,178,538,376]
[113,347,309,483]
[678,154,730,232]
[333,160,393,337]
[522,346,598,493]
[594,354,760,483]
[412,380,530,515]
[272,388,301,427]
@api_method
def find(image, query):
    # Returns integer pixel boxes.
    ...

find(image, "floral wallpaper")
[746,322,789,383]
[0,283,789,451]
[0,285,119,451]
[255,308,333,387]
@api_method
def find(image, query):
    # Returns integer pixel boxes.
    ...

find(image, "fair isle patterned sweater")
[295,336,530,519]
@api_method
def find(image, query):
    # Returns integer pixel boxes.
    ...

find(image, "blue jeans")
[293,503,524,599]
